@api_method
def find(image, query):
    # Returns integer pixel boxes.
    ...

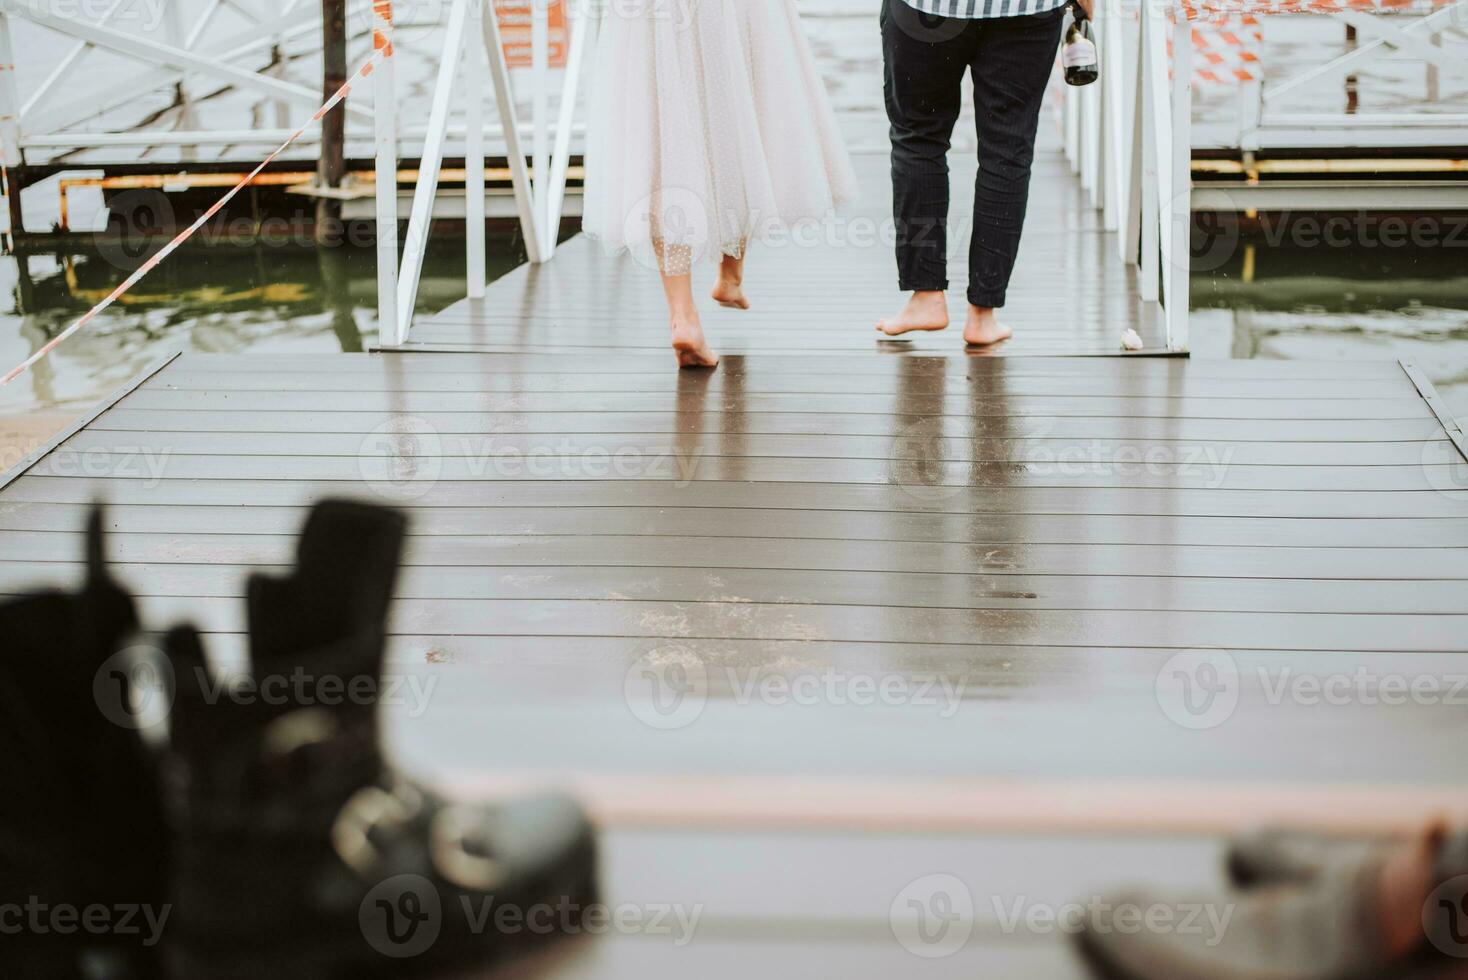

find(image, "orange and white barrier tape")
[1,13,395,388]
[1192,17,1263,85]
[1183,0,1454,22]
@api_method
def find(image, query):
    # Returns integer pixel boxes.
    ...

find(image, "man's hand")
[1073,0,1095,19]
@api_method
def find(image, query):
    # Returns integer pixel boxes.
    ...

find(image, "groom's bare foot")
[877,290,949,337]
[711,278,749,310]
[670,313,719,369]
[963,306,1012,347]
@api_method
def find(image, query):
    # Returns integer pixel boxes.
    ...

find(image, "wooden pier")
[3,138,1468,970]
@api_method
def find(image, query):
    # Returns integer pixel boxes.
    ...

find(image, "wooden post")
[317,0,348,247]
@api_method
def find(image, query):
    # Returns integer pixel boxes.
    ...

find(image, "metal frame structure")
[0,0,369,155]
[373,0,593,348]
[1061,0,1468,354]
[1238,2,1468,152]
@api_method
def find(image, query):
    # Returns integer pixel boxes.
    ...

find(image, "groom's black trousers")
[882,0,1065,308]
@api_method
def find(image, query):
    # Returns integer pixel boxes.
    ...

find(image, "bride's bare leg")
[656,242,718,369]
[711,250,749,310]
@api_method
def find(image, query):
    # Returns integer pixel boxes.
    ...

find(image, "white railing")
[1064,0,1193,353]
[1240,1,1468,151]
[373,0,593,348]
[1063,0,1468,353]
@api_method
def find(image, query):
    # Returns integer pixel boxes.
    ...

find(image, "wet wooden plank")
[7,474,1466,518]
[144,369,1417,399]
[6,562,1468,614]
[8,503,1468,548]
[59,594,1466,650]
[89,408,1452,442]
[20,454,1462,491]
[167,352,1413,380]
[4,530,1466,580]
[50,429,1457,467]
[116,387,1435,419]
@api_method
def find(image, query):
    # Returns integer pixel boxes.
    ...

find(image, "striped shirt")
[900,0,1069,17]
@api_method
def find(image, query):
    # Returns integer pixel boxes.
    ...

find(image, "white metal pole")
[1138,0,1159,303]
[21,0,129,117]
[531,0,550,261]
[544,0,589,258]
[373,0,400,347]
[1121,5,1142,266]
[398,0,470,340]
[465,12,487,300]
[482,0,542,261]
[164,0,198,160]
[1168,7,1192,352]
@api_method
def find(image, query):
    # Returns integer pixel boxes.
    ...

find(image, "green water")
[0,239,529,472]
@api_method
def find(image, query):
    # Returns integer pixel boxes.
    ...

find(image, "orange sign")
[494,0,569,69]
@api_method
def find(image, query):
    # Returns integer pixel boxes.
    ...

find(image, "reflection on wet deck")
[1,349,1466,976]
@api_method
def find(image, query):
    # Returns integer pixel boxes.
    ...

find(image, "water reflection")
[0,240,527,465]
[1192,242,1468,416]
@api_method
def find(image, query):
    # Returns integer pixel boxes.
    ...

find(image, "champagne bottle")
[1063,2,1099,87]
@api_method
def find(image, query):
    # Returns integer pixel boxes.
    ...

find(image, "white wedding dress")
[582,0,859,275]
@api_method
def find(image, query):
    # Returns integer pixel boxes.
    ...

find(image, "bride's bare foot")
[963,305,1013,347]
[711,278,749,310]
[670,313,719,369]
[877,291,949,337]
[712,254,749,310]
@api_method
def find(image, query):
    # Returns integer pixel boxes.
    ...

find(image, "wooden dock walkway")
[1,348,1467,974]
[3,142,1468,976]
